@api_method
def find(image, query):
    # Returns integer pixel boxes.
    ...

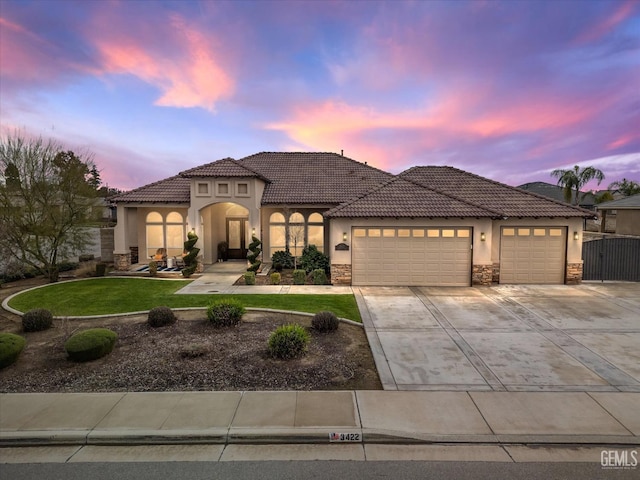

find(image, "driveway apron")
[356,284,640,392]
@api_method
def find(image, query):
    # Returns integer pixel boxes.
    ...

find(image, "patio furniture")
[151,248,167,268]
[174,255,186,269]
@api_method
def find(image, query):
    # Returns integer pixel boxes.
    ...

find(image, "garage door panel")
[352,227,471,286]
[500,227,566,284]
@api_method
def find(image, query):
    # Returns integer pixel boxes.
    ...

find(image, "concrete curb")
[2,429,638,447]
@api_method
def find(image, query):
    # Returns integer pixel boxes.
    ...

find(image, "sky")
[1,0,639,192]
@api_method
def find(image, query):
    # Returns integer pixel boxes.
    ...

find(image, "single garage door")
[500,227,566,284]
[352,227,471,286]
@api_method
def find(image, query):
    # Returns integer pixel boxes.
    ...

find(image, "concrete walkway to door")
[355,283,640,392]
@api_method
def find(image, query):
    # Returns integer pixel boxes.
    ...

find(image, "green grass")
[8,278,362,322]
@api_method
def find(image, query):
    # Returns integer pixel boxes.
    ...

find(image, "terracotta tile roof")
[325,177,496,218]
[238,152,393,204]
[180,157,267,179]
[400,167,593,218]
[110,175,191,203]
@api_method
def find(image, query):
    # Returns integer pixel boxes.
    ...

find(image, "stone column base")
[331,264,352,285]
[114,252,131,271]
[566,262,583,284]
[472,264,493,286]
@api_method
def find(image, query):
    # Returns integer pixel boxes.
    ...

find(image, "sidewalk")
[1,391,638,447]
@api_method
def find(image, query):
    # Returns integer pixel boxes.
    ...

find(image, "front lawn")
[7,278,362,321]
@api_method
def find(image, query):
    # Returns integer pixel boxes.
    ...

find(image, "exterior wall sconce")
[573,231,579,240]
[480,232,486,241]
[343,232,348,242]
[252,227,256,236]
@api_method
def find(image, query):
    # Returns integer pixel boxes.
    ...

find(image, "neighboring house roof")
[596,194,640,210]
[325,176,499,218]
[180,157,267,180]
[402,167,592,218]
[517,181,597,206]
[110,175,191,203]
[238,152,393,205]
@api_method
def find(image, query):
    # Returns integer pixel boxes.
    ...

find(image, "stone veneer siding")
[331,264,352,285]
[472,265,493,286]
[491,263,501,283]
[565,262,583,285]
[114,252,131,271]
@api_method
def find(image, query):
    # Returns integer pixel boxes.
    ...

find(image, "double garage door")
[351,225,568,286]
[499,227,566,284]
[352,227,471,286]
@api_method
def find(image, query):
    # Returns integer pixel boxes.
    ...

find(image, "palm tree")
[608,178,640,197]
[550,165,605,205]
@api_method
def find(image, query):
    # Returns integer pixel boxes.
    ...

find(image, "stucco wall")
[616,210,640,236]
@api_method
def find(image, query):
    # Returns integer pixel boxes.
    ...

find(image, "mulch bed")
[0,310,381,393]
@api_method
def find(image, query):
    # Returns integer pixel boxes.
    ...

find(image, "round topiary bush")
[64,328,117,363]
[148,306,177,328]
[311,311,339,332]
[267,324,311,359]
[207,299,245,327]
[22,308,53,332]
[0,333,26,369]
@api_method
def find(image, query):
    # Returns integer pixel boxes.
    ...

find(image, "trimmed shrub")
[271,250,294,270]
[273,262,283,272]
[64,328,117,363]
[58,261,79,273]
[149,260,158,277]
[244,271,256,285]
[96,262,107,277]
[312,311,339,332]
[182,231,201,277]
[247,235,262,273]
[207,299,245,327]
[300,245,330,274]
[268,324,311,359]
[148,306,177,328]
[270,272,281,285]
[0,333,26,369]
[312,269,327,285]
[22,308,53,332]
[293,269,306,285]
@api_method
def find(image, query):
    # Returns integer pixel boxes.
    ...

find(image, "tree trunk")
[48,265,60,283]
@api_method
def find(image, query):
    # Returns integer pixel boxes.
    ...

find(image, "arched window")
[165,212,185,257]
[145,211,186,259]
[269,212,286,256]
[146,212,164,258]
[307,212,324,251]
[288,212,305,256]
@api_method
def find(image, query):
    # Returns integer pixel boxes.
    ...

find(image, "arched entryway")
[199,202,251,263]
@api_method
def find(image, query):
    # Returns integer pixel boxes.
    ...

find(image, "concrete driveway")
[355,283,640,392]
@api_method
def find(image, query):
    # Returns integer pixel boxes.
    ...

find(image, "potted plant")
[217,241,229,262]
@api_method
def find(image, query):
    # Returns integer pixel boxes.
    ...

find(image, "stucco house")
[596,194,640,236]
[111,152,593,286]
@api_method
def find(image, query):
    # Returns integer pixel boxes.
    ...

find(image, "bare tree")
[0,133,100,282]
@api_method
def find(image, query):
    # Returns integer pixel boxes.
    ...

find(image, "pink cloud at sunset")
[574,0,638,44]
[92,13,234,111]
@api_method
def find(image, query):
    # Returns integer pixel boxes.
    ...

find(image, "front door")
[227,218,248,260]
